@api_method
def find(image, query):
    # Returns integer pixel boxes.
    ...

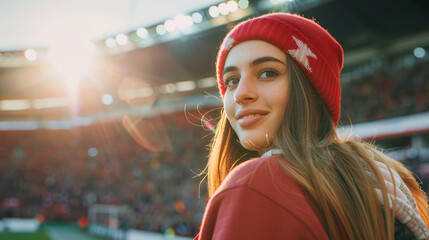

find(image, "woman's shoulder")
[214,155,311,211]
[215,155,280,192]
[206,155,329,239]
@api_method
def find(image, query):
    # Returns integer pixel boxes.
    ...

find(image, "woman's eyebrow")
[251,56,286,66]
[222,66,238,76]
[223,56,286,76]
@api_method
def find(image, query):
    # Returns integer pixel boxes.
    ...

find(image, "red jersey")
[195,155,336,240]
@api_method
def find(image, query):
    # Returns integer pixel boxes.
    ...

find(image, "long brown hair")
[204,55,429,239]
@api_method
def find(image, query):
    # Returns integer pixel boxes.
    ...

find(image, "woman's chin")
[241,140,270,155]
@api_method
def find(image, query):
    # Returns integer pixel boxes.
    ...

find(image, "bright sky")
[0,0,223,50]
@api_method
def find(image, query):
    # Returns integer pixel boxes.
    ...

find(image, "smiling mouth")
[236,109,269,120]
[240,114,265,120]
[237,113,268,127]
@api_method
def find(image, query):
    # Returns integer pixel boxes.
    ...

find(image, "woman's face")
[223,40,289,154]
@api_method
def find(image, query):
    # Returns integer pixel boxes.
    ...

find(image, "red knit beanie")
[216,13,343,126]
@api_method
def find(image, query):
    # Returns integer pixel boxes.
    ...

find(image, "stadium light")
[414,47,426,58]
[156,24,167,35]
[136,27,149,39]
[197,77,217,88]
[192,12,203,23]
[101,94,114,105]
[159,83,176,94]
[105,38,117,48]
[115,34,129,46]
[209,6,220,18]
[174,14,193,29]
[227,1,239,12]
[164,19,176,32]
[24,49,38,61]
[176,80,196,92]
[88,147,98,157]
[218,3,229,15]
[238,0,249,9]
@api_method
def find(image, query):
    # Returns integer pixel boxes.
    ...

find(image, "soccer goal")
[88,204,133,240]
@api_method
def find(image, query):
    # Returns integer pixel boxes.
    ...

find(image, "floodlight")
[115,34,129,46]
[101,94,114,105]
[209,6,220,18]
[164,19,176,32]
[227,1,239,12]
[136,27,148,39]
[414,47,426,59]
[105,38,116,48]
[156,25,167,35]
[174,14,193,29]
[192,12,203,23]
[218,3,229,15]
[25,49,38,61]
[238,0,249,9]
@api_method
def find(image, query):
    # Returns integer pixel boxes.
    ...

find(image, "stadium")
[0,0,428,239]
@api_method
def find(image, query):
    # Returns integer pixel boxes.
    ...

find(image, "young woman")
[195,13,429,239]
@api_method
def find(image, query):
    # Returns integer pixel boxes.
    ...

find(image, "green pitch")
[0,222,103,240]
[0,232,51,240]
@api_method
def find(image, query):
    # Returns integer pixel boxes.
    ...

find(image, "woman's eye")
[225,78,239,88]
[259,70,278,79]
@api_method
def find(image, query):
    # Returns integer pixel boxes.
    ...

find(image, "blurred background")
[0,0,428,239]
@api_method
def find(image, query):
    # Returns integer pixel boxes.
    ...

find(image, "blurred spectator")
[0,110,211,237]
[341,59,429,124]
[1,55,428,237]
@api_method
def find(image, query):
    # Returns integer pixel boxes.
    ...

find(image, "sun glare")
[47,39,97,82]
[45,38,98,116]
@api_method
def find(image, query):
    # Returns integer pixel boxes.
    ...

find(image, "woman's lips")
[237,114,267,127]
[236,109,269,127]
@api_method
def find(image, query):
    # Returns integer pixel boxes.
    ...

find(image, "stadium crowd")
[341,58,429,124]
[0,56,428,237]
[0,111,212,237]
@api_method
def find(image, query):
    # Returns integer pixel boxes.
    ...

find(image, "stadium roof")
[0,0,223,51]
[0,0,428,125]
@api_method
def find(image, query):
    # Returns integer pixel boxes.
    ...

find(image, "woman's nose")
[234,75,258,104]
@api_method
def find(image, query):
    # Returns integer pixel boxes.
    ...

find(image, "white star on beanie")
[288,36,318,72]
